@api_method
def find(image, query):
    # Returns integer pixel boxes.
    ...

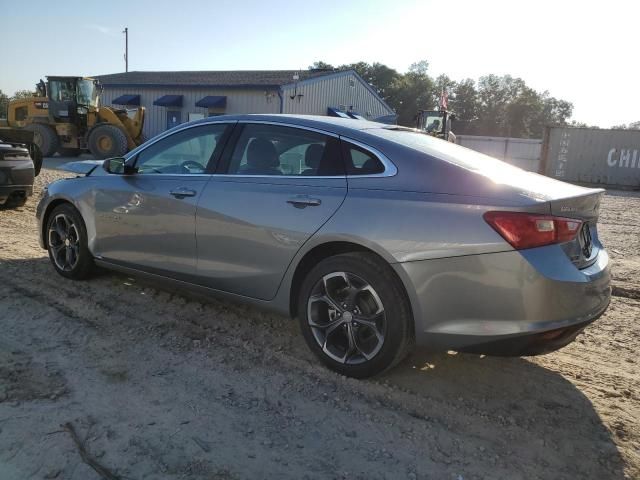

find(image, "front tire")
[88,124,128,159]
[297,252,414,378]
[45,204,94,280]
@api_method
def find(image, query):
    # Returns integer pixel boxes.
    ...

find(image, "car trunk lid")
[547,189,604,269]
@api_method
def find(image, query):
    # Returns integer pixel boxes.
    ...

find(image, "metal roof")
[95,69,338,88]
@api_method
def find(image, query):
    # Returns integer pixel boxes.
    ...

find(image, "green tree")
[12,89,36,100]
[0,90,9,118]
[306,58,575,135]
[339,62,400,99]
[449,78,479,132]
[308,61,334,70]
[503,80,541,137]
[472,75,573,137]
[611,120,640,130]
[386,60,435,126]
[476,74,508,135]
[432,74,457,108]
[528,94,573,136]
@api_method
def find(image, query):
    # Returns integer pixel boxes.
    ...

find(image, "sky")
[1,0,637,128]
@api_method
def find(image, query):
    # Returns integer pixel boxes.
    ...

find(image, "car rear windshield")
[368,127,522,175]
[368,127,589,201]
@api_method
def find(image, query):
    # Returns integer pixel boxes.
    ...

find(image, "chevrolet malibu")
[36,115,611,378]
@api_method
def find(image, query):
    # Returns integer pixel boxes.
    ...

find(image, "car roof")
[189,113,388,134]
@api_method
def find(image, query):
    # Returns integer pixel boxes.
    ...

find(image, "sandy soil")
[0,169,638,480]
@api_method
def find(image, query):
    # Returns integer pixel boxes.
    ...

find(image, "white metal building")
[95,69,397,139]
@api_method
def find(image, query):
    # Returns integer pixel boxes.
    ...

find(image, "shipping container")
[541,126,640,188]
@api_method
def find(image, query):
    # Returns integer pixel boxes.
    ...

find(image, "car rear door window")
[134,124,228,175]
[341,141,385,175]
[224,124,343,176]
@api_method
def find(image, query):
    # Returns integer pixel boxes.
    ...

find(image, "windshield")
[47,79,98,107]
[420,113,445,134]
[49,79,77,102]
[77,79,98,107]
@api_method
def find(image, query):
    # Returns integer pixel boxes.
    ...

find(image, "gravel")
[0,169,638,479]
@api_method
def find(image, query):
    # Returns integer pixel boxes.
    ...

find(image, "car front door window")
[134,125,225,175]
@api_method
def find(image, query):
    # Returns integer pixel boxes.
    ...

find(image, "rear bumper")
[394,244,611,355]
[0,160,35,204]
[0,185,34,204]
[456,315,603,356]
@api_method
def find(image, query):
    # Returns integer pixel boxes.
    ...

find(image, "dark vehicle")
[0,129,41,208]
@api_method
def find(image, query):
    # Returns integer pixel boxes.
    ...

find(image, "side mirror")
[102,157,135,174]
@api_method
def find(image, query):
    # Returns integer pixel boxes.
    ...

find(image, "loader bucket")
[97,106,146,150]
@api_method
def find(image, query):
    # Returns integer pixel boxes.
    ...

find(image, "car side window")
[225,124,343,176]
[341,141,385,175]
[134,124,228,175]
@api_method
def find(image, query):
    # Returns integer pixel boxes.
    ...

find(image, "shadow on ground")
[0,256,630,478]
[386,348,627,476]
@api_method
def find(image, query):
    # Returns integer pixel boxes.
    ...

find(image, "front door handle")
[169,187,197,199]
[286,195,322,208]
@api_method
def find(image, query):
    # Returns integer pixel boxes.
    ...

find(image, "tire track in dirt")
[1,253,633,479]
[0,169,638,479]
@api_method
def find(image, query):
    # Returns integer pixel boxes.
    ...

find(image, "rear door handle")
[286,195,322,208]
[169,187,197,199]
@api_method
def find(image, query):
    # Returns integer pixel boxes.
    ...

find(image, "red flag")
[440,88,448,110]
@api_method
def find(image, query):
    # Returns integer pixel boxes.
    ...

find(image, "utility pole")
[123,27,128,72]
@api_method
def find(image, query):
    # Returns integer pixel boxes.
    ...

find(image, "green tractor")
[416,108,457,143]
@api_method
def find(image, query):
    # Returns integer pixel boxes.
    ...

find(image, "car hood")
[59,160,104,176]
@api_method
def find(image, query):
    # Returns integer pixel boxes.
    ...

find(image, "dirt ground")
[0,168,638,480]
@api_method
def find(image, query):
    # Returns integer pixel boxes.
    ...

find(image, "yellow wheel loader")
[2,77,145,159]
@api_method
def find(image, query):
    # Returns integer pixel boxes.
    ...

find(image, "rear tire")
[297,252,414,378]
[88,124,128,159]
[25,123,59,157]
[3,196,27,209]
[45,204,94,280]
[30,144,43,176]
[57,148,81,157]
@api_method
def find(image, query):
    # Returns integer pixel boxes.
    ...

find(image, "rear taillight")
[483,211,582,250]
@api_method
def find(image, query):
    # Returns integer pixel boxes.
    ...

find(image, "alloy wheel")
[307,272,386,365]
[48,213,80,271]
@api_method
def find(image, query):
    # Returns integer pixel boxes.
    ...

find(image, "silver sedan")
[36,115,611,377]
